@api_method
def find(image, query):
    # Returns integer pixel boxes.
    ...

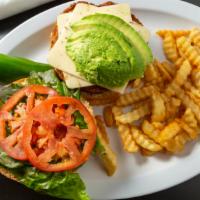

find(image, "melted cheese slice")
[48,3,150,93]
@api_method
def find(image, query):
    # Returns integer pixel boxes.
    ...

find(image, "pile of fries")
[103,27,200,155]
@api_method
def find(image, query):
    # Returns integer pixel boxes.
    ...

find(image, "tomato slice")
[22,96,97,172]
[0,85,58,160]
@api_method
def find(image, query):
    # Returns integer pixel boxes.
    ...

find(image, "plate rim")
[0,0,200,199]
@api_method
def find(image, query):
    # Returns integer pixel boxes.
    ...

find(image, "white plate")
[0,0,200,199]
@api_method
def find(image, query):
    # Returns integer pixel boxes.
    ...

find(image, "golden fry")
[95,119,117,176]
[174,57,185,68]
[112,106,139,152]
[116,85,156,106]
[118,124,139,153]
[151,92,166,122]
[174,59,192,86]
[171,84,200,123]
[191,68,200,89]
[144,63,160,82]
[110,28,200,156]
[182,108,198,129]
[142,120,160,140]
[95,115,109,144]
[103,106,115,127]
[163,32,179,62]
[157,29,190,38]
[161,61,177,77]
[179,121,198,139]
[163,132,189,153]
[189,27,200,48]
[176,36,200,67]
[131,126,162,152]
[116,104,150,124]
[130,78,144,88]
[154,59,172,81]
[157,121,181,143]
[112,106,123,119]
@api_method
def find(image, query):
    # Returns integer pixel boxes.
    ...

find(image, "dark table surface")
[0,0,200,199]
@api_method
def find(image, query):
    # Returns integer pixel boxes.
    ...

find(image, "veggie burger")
[0,1,152,200]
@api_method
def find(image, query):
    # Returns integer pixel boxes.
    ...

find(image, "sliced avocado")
[72,13,153,67]
[66,24,136,87]
[69,22,144,74]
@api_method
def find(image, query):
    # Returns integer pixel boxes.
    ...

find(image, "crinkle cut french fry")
[116,104,151,124]
[157,30,190,38]
[151,122,165,130]
[112,106,139,152]
[131,126,162,152]
[142,120,160,140]
[189,27,200,48]
[184,81,200,98]
[157,121,181,143]
[165,60,191,97]
[130,78,143,89]
[176,36,200,67]
[95,119,117,176]
[118,124,139,153]
[154,60,172,81]
[191,68,200,89]
[182,108,198,129]
[172,84,200,123]
[163,32,179,62]
[112,106,123,118]
[131,99,151,110]
[164,97,181,120]
[180,121,198,139]
[161,61,177,77]
[144,63,160,82]
[187,91,200,106]
[174,59,192,86]
[165,81,177,97]
[116,85,156,106]
[163,132,189,153]
[151,92,166,122]
[174,57,185,68]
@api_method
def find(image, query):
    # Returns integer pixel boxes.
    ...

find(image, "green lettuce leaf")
[27,70,80,98]
[17,167,89,200]
[73,111,88,129]
[0,148,23,169]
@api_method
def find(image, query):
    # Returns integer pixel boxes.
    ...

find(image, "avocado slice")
[72,13,153,67]
[66,24,143,87]
[69,22,143,74]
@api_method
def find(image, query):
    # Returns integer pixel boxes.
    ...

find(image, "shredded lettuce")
[73,111,88,129]
[0,148,23,169]
[0,83,22,103]
[27,70,80,98]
